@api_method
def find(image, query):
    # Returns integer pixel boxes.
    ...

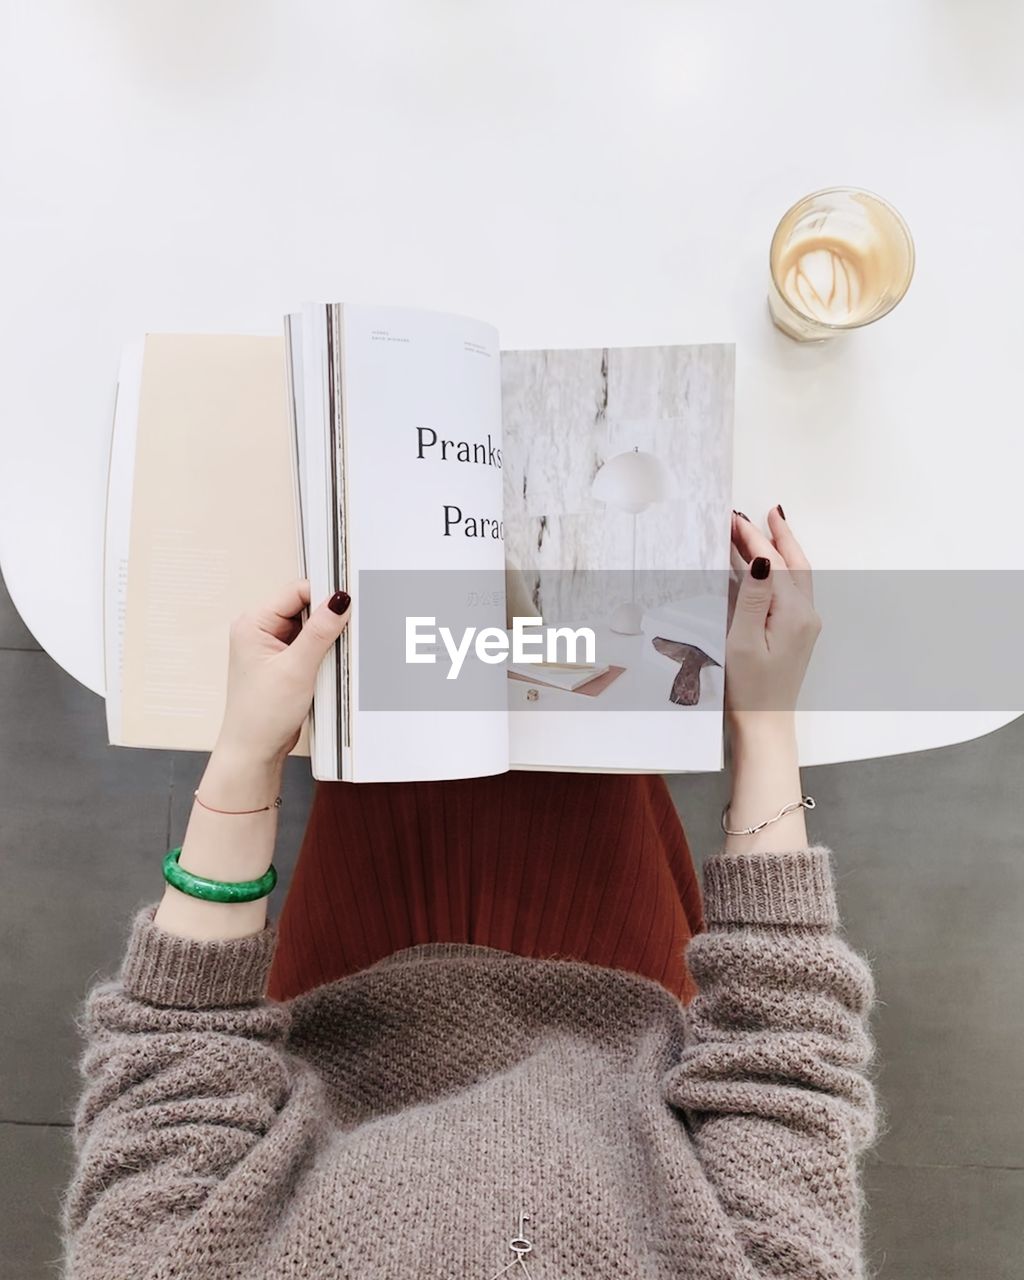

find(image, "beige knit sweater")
[60,844,877,1279]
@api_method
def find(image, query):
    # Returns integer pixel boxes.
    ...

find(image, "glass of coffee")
[768,187,915,341]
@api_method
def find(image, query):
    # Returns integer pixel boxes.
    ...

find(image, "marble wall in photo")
[500,343,734,624]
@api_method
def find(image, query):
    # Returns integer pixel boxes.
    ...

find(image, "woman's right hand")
[720,506,821,851]
[725,507,821,726]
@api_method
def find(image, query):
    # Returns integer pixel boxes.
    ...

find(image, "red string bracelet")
[193,789,283,815]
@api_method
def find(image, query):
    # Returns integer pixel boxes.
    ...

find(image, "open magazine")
[105,307,734,782]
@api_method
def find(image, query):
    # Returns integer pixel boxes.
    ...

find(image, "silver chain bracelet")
[720,795,815,837]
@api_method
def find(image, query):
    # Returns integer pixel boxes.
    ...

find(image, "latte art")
[776,235,872,325]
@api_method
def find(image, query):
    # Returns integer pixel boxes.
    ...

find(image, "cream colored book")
[106,308,734,780]
[105,334,309,757]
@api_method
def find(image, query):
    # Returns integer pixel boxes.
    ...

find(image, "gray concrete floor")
[1,567,1021,1278]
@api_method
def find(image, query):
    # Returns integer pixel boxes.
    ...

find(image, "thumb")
[730,557,773,645]
[286,589,351,679]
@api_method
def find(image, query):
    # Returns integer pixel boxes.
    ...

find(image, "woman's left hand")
[214,579,352,765]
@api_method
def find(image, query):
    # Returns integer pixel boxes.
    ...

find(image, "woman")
[60,509,877,1278]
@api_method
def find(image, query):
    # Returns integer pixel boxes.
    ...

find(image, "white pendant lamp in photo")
[592,446,672,634]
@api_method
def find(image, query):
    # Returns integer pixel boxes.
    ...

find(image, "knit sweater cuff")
[701,844,839,928]
[118,903,279,1009]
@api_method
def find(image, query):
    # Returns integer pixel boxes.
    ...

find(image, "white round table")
[2,0,1021,766]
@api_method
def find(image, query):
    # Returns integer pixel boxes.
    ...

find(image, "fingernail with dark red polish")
[328,590,351,615]
[751,556,771,580]
[732,509,750,521]
[776,503,786,520]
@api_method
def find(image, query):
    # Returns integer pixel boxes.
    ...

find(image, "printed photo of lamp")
[591,445,672,634]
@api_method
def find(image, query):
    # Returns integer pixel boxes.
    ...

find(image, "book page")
[288,308,337,776]
[118,334,308,754]
[104,339,144,742]
[339,304,509,782]
[501,343,734,773]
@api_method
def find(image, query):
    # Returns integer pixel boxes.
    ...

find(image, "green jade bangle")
[162,846,278,903]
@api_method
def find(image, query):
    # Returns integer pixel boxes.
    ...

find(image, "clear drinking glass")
[768,187,915,341]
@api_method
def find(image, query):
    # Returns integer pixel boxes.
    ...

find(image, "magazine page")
[298,303,510,783]
[103,339,144,744]
[116,334,308,754]
[500,343,735,773]
[287,307,338,776]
